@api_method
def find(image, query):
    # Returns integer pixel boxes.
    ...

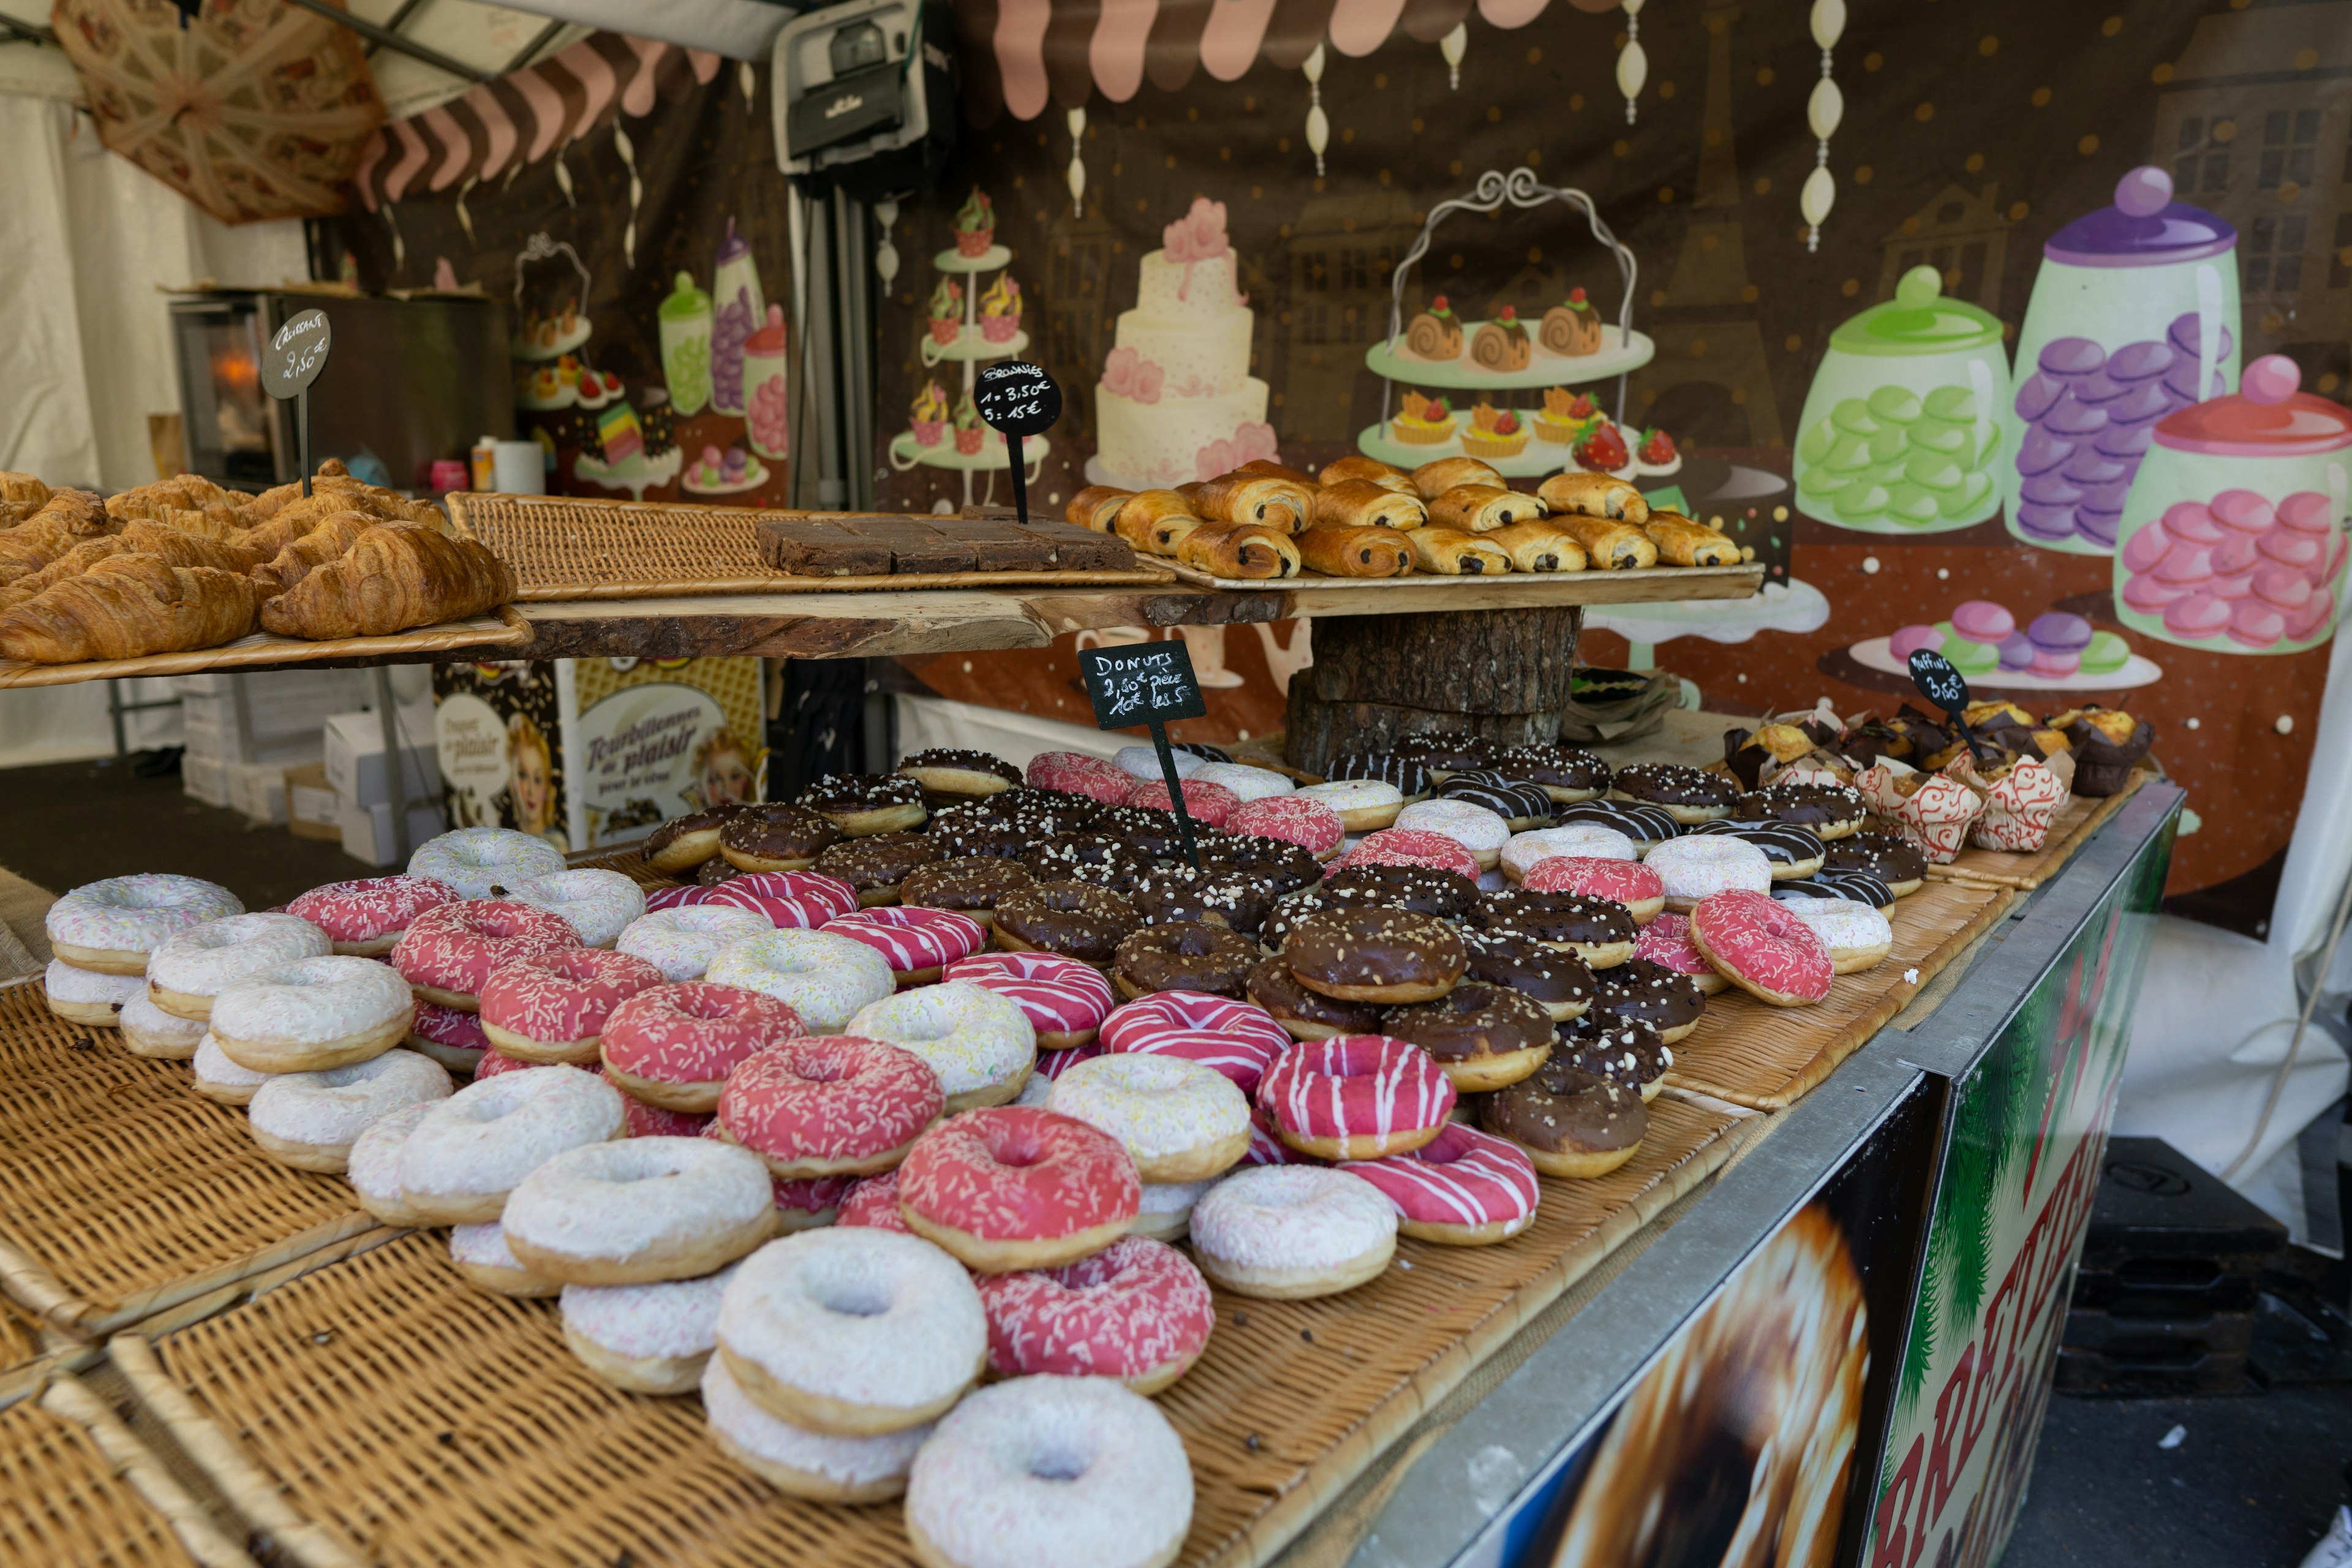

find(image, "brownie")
[1021,520,1135,570]
[757,518,890,576]
[842,518,976,574]
[951,519,1057,571]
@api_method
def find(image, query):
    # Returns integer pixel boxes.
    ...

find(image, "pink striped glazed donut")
[288,875,461,957]
[1688,889,1833,1007]
[407,1000,489,1074]
[1123,776,1239,829]
[974,1235,1214,1393]
[770,1174,858,1232]
[1027,750,1132,805]
[897,1107,1141,1272]
[941,951,1115,1049]
[478,948,666,1065]
[646,872,858,930]
[1335,828,1480,884]
[393,900,579,1009]
[839,1169,913,1233]
[825,907,987,984]
[1524,857,1667,924]
[600,982,804,1112]
[1256,1034,1455,1161]
[717,1036,944,1178]
[1244,1106,1313,1166]
[1099,990,1291,1094]
[1338,1122,1540,1245]
[1227,796,1344,860]
[1034,1041,1103,1079]
[1631,912,1728,994]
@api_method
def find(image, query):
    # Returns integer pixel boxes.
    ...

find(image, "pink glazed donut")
[1124,777,1240,829]
[288,876,461,957]
[1226,796,1345,859]
[941,951,1116,1049]
[407,1000,491,1074]
[1099,991,1291,1095]
[1630,912,1728,995]
[1256,1035,1456,1161]
[824,907,987,984]
[1336,828,1481,884]
[1524,857,1667,924]
[608,1078,714,1139]
[600,982,805,1112]
[646,872,858,930]
[478,948,667,1065]
[717,1035,944,1177]
[392,900,579,1010]
[1689,889,1834,1007]
[896,1107,1141,1272]
[838,1169,914,1234]
[1027,751,1133,805]
[1337,1121,1540,1245]
[974,1235,1215,1394]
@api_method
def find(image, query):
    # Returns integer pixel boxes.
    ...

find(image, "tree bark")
[1284,607,1582,772]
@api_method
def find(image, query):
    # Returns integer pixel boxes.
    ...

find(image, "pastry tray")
[0,608,532,690]
[1164,560,1763,598]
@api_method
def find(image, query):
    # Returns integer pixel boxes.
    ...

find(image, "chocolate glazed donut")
[1385,982,1556,1093]
[1737,782,1868,841]
[797,772,928,836]
[1128,867,1280,935]
[719,802,842,872]
[1460,926,1594,1022]
[992,881,1142,967]
[696,856,746,886]
[1689,819,1827,881]
[1324,751,1433,800]
[1246,955,1389,1041]
[1499,743,1611,803]
[1113,921,1264,1000]
[643,804,745,874]
[1588,959,1706,1047]
[1822,829,1926,896]
[1285,906,1466,1005]
[1556,1012,1673,1100]
[1024,833,1153,887]
[895,748,1022,801]
[1197,834,1324,894]
[1472,888,1637,969]
[1085,805,1210,862]
[899,856,1035,928]
[1609,763,1738,825]
[1326,862,1480,920]
[813,832,940,906]
[1480,1058,1648,1178]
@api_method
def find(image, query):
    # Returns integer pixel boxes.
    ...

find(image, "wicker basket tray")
[0,1373,255,1566]
[1924,769,2151,891]
[0,607,532,691]
[115,1099,1748,1568]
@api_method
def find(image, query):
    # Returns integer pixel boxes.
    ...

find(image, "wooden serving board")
[1166,560,1764,603]
[0,607,532,690]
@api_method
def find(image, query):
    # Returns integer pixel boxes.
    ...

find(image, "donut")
[1383,982,1557,1092]
[146,913,331,1020]
[1027,750,1134,805]
[1200,834,1324,894]
[1123,776,1240,831]
[815,833,941,906]
[897,1106,1139,1272]
[770,1173,858,1232]
[1557,1012,1673,1101]
[1324,862,1480,920]
[1284,907,1465,1005]
[1131,1175,1216,1241]
[993,883,1142,968]
[1499,743,1612,803]
[564,1262,737,1396]
[719,802,843,872]
[393,899,578,1008]
[405,1000,491,1074]
[1459,926,1596,1022]
[719,1224,987,1433]
[496,869,643,951]
[1554,800,1684,848]
[119,990,206,1059]
[642,805,745,875]
[285,876,460,957]
[1589,957,1708,1045]
[1433,775,1555,832]
[1243,954,1386,1041]
[1293,780,1404,833]
[614,1085,714,1139]
[209,955,414,1074]
[1523,856,1667,923]
[1217,798,1340,864]
[902,857,1036,929]
[1501,824,1638,883]
[44,959,140,1027]
[472,1046,534,1080]
[1338,1122,1541,1245]
[698,857,746,886]
[800,773,929,836]
[943,951,1115,1050]
[932,814,1041,862]
[1257,1034,1456,1159]
[826,906,988,986]
[706,929,897,1034]
[616,906,774,984]
[1739,782,1868,841]
[1391,799,1512,870]
[1776,894,1894,973]
[1629,911,1728,995]
[717,1035,943,1175]
[1113,744,1199,780]
[1046,1054,1250,1182]
[1189,762,1294,802]
[1099,1009,1285,1096]
[1822,830,1927,897]
[849,981,1036,1112]
[503,1135,777,1285]
[396,1065,628,1224]
[1101,990,1290,1057]
[247,1049,453,1172]
[1324,751,1432,797]
[1643,836,1774,913]
[1133,865,1282,933]
[1688,889,1834,1006]
[1472,888,1637,968]
[1688,820,1828,881]
[1610,763,1738,824]
[190,1031,270,1104]
[1173,741,1232,763]
[477,947,667,1064]
[1112,922,1262,1001]
[1188,1166,1399,1298]
[839,1169,912,1234]
[450,1221,560,1298]
[703,1352,932,1502]
[1025,833,1153,889]
[898,747,1022,800]
[1338,827,1481,884]
[407,827,567,900]
[347,1099,439,1226]
[1776,869,1897,908]
[975,1237,1214,1393]
[1393,732,1501,777]
[1479,1059,1648,1177]
[45,875,242,974]
[1085,806,1201,865]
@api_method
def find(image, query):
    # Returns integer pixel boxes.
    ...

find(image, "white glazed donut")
[1046,1055,1250,1183]
[1776,894,1895,974]
[190,1031,271,1105]
[1115,745,1200,780]
[246,1049,453,1173]
[1189,762,1294,802]
[407,827,567,901]
[562,1262,741,1395]
[208,954,414,1074]
[43,959,141,1027]
[45,875,242,974]
[146,913,331,1020]
[347,1100,439,1226]
[703,1352,932,1502]
[1392,800,1512,870]
[396,1066,627,1224]
[848,980,1036,1112]
[709,929,897,1035]
[1132,1176,1218,1242]
[1294,779,1406,832]
[506,869,647,949]
[904,1375,1195,1568]
[120,990,206,1060]
[450,1219,560,1297]
[1501,824,1638,883]
[1188,1165,1398,1300]
[618,907,774,983]
[1643,836,1774,913]
[502,1136,778,1286]
[717,1227,989,1435]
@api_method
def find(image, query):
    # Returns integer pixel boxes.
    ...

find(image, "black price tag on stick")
[973,360,1061,527]
[262,307,333,497]
[1907,648,1988,760]
[1077,640,1208,870]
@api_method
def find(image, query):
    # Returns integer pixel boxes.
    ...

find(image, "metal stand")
[105,680,184,764]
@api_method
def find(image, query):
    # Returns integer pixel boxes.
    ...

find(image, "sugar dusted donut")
[1285,907,1466,1005]
[1643,835,1773,913]
[285,875,459,957]
[120,990,206,1059]
[1027,750,1133,805]
[648,870,859,930]
[45,875,241,974]
[1501,824,1638,883]
[1294,778,1406,833]
[616,906,772,985]
[850,981,1036,1114]
[397,1065,627,1224]
[478,948,666,1065]
[1525,856,1666,923]
[147,913,331,1020]
[943,951,1115,1050]
[1189,1166,1398,1299]
[1131,1176,1215,1242]
[1776,894,1894,974]
[394,899,578,1008]
[1338,1122,1540,1245]
[1340,827,1481,883]
[450,1220,559,1297]
[898,1107,1140,1273]
[347,1099,438,1226]
[703,1351,932,1501]
[505,869,646,949]
[1630,911,1727,995]
[642,805,744,875]
[210,955,413,1074]
[976,1237,1214,1393]
[1257,1034,1456,1159]
[718,1226,988,1433]
[1689,889,1833,1006]
[1123,776,1239,830]
[407,827,566,900]
[44,959,139,1027]
[191,1031,270,1104]
[405,1001,490,1074]
[1383,982,1557,1093]
[707,929,895,1034]
[565,1262,737,1395]
[601,982,803,1111]
[992,882,1141,968]
[503,1136,777,1285]
[1190,762,1294,803]
[826,906,987,986]
[718,1035,943,1175]
[1046,1054,1250,1182]
[1227,795,1344,859]
[247,1048,453,1172]
[1479,1059,1648,1177]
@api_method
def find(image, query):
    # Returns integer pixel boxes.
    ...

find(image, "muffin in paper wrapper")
[1853,761,1984,863]
[1945,753,2072,853]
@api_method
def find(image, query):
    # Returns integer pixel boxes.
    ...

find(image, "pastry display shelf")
[508,318,592,363]
[1363,323,1654,390]
[919,325,1029,367]
[887,430,1050,474]
[933,243,1012,273]
[1356,424,1586,478]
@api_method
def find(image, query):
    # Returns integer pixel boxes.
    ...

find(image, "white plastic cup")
[491,439,546,496]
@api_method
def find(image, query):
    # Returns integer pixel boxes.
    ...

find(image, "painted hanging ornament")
[1305,45,1329,177]
[1441,23,1466,90]
[1068,108,1087,217]
[1618,0,1647,124]
[1803,0,1847,252]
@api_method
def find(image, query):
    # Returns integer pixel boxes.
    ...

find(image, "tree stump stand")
[1284,607,1581,772]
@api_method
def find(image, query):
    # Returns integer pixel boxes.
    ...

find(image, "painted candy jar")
[2112,355,2349,654]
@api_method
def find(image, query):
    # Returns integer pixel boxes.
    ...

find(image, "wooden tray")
[0,606,532,690]
[0,1373,255,1566]
[1167,560,1764,601]
[115,1100,1749,1568]
[1662,878,2015,1110]
[448,494,1178,601]
[1925,770,2151,890]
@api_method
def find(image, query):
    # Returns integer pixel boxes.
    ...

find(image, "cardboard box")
[284,762,341,842]
[181,753,231,809]
[229,761,289,827]
[325,704,439,807]
[337,793,447,867]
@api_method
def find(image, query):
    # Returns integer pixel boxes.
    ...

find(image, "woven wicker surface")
[0,606,532,690]
[0,1377,233,1567]
[1924,769,2150,890]
[1662,877,2013,1110]
[448,494,1176,601]
[0,981,371,1336]
[130,1100,1744,1568]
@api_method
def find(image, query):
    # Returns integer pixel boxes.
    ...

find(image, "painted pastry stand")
[892,241,1039,509]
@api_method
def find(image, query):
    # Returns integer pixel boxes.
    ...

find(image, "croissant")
[258,525,513,639]
[0,540,125,610]
[252,511,379,597]
[1537,470,1648,523]
[317,474,446,529]
[104,476,241,526]
[1,524,267,609]
[1237,458,1321,489]
[1113,491,1205,556]
[0,471,49,507]
[1311,480,1427,531]
[1485,520,1590,573]
[1411,456,1504,501]
[1551,515,1657,570]
[0,557,263,664]
[1177,521,1302,580]
[1185,473,1311,535]
[0,492,111,583]
[1067,485,1133,533]
[1297,524,1412,578]
[1430,484,1545,533]
[1408,527,1512,575]
[1643,511,1741,567]
[1319,454,1415,494]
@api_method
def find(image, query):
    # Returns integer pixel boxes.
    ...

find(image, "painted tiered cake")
[1095,198,1277,486]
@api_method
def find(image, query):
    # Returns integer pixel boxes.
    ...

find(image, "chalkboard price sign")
[1905,649,1970,715]
[1076,640,1207,869]
[973,361,1061,527]
[262,307,333,498]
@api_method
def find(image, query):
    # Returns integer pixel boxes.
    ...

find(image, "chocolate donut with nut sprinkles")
[1245,954,1389,1041]
[1480,1058,1648,1177]
[1460,927,1594,1022]
[1384,982,1556,1092]
[1113,922,1262,1000]
[1472,888,1637,968]
[992,882,1142,967]
[1284,906,1465,1005]
[720,804,842,872]
[1609,763,1738,824]
[896,748,1022,801]
[1327,862,1479,920]
[1024,834,1154,888]
[643,805,745,875]
[1588,958,1706,1046]
[1556,1012,1673,1100]
[814,833,940,907]
[900,857,1035,929]
[1127,865,1279,935]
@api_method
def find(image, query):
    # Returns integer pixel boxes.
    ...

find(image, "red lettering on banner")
[1871,1436,1924,1568]
[1921,1341,1975,1528]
